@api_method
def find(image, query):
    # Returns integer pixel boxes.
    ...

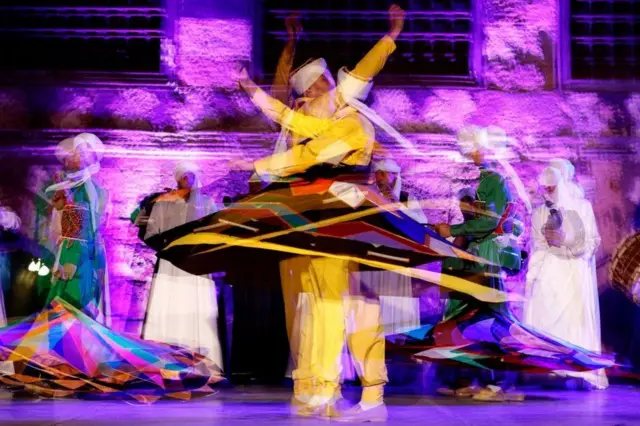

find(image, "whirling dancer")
[524,165,608,390]
[231,6,405,420]
[417,126,612,402]
[45,133,110,324]
[140,162,223,369]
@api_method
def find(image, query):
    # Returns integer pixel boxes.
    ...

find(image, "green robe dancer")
[446,166,515,317]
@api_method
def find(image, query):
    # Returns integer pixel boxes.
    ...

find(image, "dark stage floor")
[1,385,639,425]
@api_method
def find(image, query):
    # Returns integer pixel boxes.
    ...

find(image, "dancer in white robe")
[142,162,223,368]
[524,165,608,389]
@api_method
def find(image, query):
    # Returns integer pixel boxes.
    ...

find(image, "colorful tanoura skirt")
[149,179,506,303]
[0,298,223,403]
[388,298,614,374]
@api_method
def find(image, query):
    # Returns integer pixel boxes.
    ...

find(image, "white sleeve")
[144,202,163,240]
[531,207,549,253]
[533,208,573,258]
[567,200,600,259]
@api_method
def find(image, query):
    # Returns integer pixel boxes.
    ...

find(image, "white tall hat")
[538,166,562,186]
[290,58,335,95]
[72,133,105,161]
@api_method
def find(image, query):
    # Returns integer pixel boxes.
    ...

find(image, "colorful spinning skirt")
[388,297,614,373]
[0,298,223,403]
[149,178,508,302]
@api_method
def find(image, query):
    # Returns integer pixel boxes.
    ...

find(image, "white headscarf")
[457,126,532,213]
[549,158,584,199]
[48,133,104,232]
[174,162,207,222]
[373,158,402,200]
[538,166,572,208]
[55,137,76,163]
[290,58,336,95]
[174,162,202,188]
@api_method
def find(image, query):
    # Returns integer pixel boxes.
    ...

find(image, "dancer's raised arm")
[270,12,302,105]
[338,4,405,97]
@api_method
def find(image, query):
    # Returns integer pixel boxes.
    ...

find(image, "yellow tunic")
[253,36,397,401]
[252,36,397,177]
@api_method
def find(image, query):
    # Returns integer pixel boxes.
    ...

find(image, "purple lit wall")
[0,0,639,351]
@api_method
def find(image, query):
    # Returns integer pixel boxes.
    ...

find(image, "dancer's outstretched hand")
[234,64,251,84]
[234,64,259,96]
[388,4,405,40]
[285,12,302,41]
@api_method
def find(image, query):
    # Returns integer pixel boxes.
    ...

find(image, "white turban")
[457,125,532,212]
[538,165,574,208]
[337,66,373,102]
[549,158,584,199]
[174,162,202,188]
[549,158,575,181]
[456,125,508,157]
[374,158,402,199]
[538,166,562,187]
[73,133,104,161]
[290,58,335,95]
[54,138,76,163]
[55,133,104,163]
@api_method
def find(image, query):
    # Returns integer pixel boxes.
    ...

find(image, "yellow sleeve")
[350,36,396,82]
[270,40,296,105]
[251,88,333,138]
[254,115,366,177]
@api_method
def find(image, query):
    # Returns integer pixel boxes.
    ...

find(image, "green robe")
[446,166,513,316]
[45,238,93,310]
[35,178,108,313]
[69,182,108,311]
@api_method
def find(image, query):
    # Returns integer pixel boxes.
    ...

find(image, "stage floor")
[1,385,639,425]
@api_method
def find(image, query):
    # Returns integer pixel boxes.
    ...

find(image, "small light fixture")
[38,265,50,277]
[28,259,41,272]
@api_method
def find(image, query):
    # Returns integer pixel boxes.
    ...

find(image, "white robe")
[142,196,223,369]
[524,198,608,389]
[364,193,424,336]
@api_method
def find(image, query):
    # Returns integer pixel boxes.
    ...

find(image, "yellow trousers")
[280,256,387,402]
